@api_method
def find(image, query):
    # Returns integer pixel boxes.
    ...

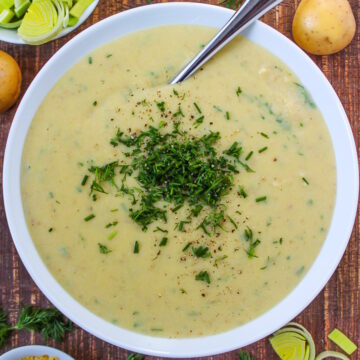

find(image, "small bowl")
[0,345,73,360]
[0,0,98,45]
[3,2,359,358]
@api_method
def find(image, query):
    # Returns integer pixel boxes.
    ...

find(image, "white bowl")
[0,0,98,44]
[3,3,359,358]
[0,345,73,360]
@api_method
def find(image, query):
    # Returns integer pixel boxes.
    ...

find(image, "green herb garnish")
[256,196,267,203]
[192,245,211,258]
[236,86,242,96]
[0,306,72,347]
[159,237,168,246]
[84,214,95,222]
[98,243,111,254]
[302,177,309,185]
[195,271,211,284]
[258,146,268,153]
[244,227,260,258]
[193,102,202,114]
[133,240,139,254]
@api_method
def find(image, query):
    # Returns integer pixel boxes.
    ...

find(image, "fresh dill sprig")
[244,227,261,258]
[0,306,73,347]
[219,0,244,9]
[239,350,253,360]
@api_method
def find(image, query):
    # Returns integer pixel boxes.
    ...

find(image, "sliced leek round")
[18,0,64,45]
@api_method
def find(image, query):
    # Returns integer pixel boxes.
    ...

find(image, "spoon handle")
[169,0,283,85]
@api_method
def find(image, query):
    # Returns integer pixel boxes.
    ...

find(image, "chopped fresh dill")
[98,243,111,254]
[245,151,253,161]
[173,89,179,96]
[81,175,89,186]
[238,186,248,198]
[258,146,268,153]
[236,86,242,96]
[195,271,210,284]
[84,214,95,222]
[214,254,228,267]
[92,100,97,107]
[228,215,238,229]
[244,227,260,258]
[193,102,202,114]
[108,231,117,240]
[256,196,267,203]
[156,101,165,112]
[182,242,192,252]
[197,209,225,236]
[133,240,139,254]
[153,226,168,233]
[159,237,168,246]
[224,141,242,161]
[302,177,309,185]
[191,245,211,258]
[105,221,118,228]
[173,105,184,117]
[178,220,191,232]
[194,115,204,128]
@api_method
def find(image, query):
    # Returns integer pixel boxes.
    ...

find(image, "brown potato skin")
[0,50,22,113]
[292,0,356,55]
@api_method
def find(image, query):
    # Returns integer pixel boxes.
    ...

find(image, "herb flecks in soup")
[21,25,336,337]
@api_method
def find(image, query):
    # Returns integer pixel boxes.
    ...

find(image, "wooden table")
[0,1,359,358]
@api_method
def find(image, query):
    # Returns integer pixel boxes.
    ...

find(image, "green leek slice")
[0,8,14,23]
[14,0,30,18]
[328,329,357,355]
[0,17,21,27]
[18,0,65,45]
[270,323,352,360]
[69,0,93,19]
[270,332,308,359]
[0,0,14,9]
[315,351,350,360]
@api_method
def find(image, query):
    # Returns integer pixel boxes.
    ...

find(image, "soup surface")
[21,25,336,337]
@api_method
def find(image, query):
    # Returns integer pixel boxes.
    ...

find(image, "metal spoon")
[170,0,283,85]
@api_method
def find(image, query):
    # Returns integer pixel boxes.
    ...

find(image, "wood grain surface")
[0,1,359,359]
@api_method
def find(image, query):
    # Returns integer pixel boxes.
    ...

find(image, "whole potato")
[292,0,356,55]
[0,50,22,113]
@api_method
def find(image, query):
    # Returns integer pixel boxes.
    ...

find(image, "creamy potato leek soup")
[21,25,336,337]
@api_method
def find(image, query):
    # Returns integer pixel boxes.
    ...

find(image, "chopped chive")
[225,111,230,120]
[48,228,53,233]
[173,89,179,96]
[159,237,168,246]
[279,237,283,244]
[84,214,95,222]
[194,115,204,128]
[245,151,253,161]
[106,54,112,58]
[92,100,97,107]
[178,220,190,232]
[193,102,202,114]
[81,175,89,186]
[302,177,309,185]
[88,56,93,64]
[256,196,267,203]
[213,105,222,112]
[110,208,118,212]
[258,146,268,153]
[108,231,117,240]
[260,132,269,138]
[182,242,192,252]
[133,241,139,254]
[228,215,238,229]
[173,105,184,117]
[236,86,242,96]
[98,243,111,254]
[239,186,248,198]
[153,226,168,233]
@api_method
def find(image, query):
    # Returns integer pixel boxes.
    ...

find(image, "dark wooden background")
[0,0,359,359]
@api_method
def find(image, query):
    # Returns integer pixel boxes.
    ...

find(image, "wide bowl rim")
[3,2,359,358]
